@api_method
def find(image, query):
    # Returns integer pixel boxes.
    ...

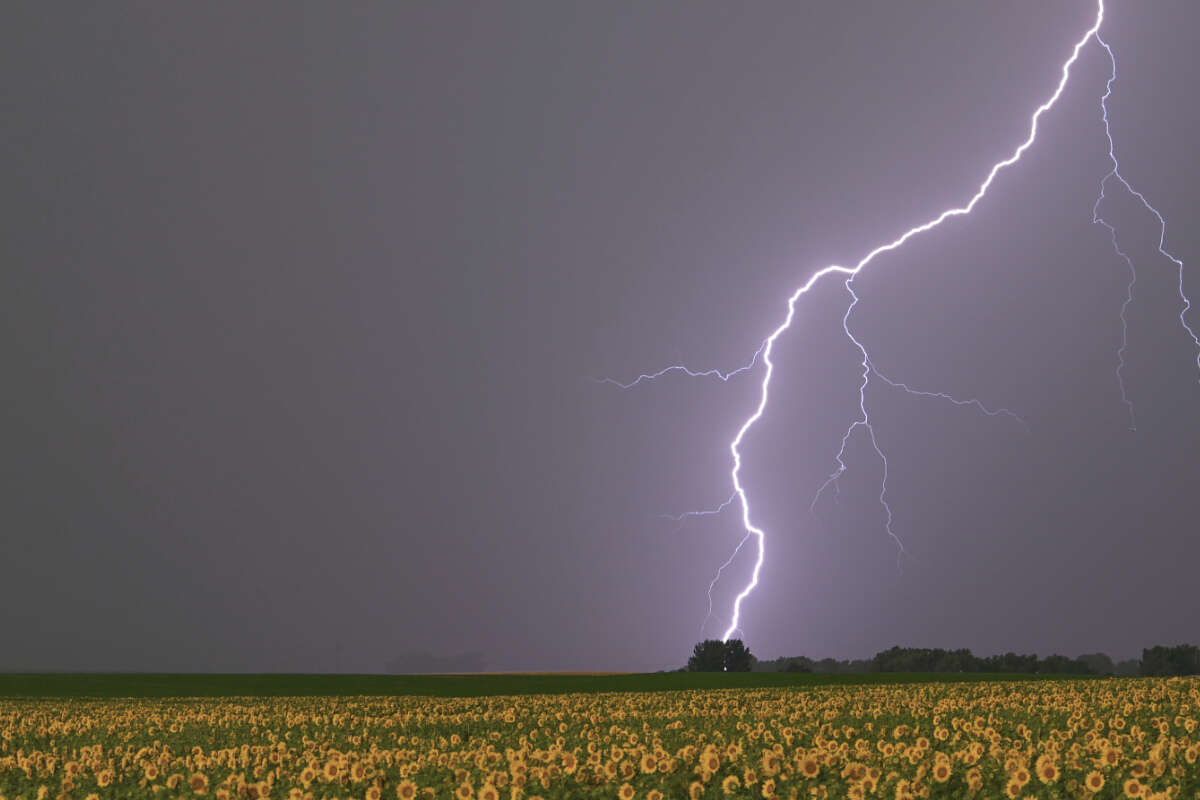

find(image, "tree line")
[685,640,1200,676]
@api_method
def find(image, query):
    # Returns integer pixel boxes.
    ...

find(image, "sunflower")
[189,773,210,794]
[647,792,663,800]
[759,778,776,798]
[1085,771,1105,792]
[688,781,705,800]
[931,762,950,783]
[1035,755,1059,784]
[1123,778,1143,798]
[617,783,635,800]
[721,775,740,794]
[478,784,498,800]
[639,753,657,774]
[455,782,474,800]
[799,756,820,779]
[367,788,382,800]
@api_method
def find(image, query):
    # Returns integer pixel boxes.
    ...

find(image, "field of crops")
[2,678,1198,799]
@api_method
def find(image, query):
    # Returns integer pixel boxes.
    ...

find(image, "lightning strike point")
[602,0,1193,645]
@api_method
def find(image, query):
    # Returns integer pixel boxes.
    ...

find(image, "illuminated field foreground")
[3,679,1199,798]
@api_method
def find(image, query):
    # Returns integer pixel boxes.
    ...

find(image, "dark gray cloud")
[2,1,1197,672]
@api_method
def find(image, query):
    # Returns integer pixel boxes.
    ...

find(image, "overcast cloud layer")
[3,1,1198,672]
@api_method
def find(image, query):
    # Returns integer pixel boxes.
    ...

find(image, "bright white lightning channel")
[602,0,1195,643]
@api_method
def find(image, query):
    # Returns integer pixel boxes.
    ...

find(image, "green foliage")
[687,639,755,672]
[976,651,1038,673]
[758,646,1159,676]
[873,646,980,673]
[1037,654,1093,674]
[1076,652,1115,675]
[687,639,727,672]
[1141,644,1200,676]
[1,679,1197,800]
[722,639,754,672]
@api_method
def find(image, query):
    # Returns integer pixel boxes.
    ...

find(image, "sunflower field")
[2,678,1199,800]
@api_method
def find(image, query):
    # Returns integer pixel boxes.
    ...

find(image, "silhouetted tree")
[979,652,1039,673]
[1141,645,1200,676]
[747,646,1165,677]
[723,639,754,672]
[1141,646,1172,676]
[1172,645,1199,675]
[872,646,980,673]
[687,639,755,672]
[1036,654,1092,674]
[1077,653,1115,675]
[688,640,727,672]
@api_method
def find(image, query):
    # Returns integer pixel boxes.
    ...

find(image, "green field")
[0,670,1095,698]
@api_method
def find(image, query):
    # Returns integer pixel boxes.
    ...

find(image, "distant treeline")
[751,644,1200,677]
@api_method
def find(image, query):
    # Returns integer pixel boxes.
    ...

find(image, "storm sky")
[3,1,1198,673]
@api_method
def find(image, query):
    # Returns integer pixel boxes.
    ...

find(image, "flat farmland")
[0,671,1075,699]
[2,675,1196,799]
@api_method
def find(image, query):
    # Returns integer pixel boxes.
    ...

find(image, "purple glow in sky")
[4,1,1199,672]
[606,0,1196,646]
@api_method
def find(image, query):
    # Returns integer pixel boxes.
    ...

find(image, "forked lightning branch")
[601,0,1198,642]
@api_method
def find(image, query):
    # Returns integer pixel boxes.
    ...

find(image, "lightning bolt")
[658,492,737,523]
[701,531,751,637]
[1092,32,1200,434]
[593,345,764,389]
[807,282,905,566]
[868,365,1030,431]
[601,0,1193,643]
